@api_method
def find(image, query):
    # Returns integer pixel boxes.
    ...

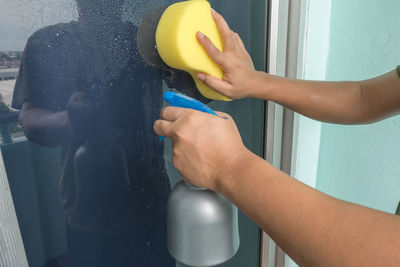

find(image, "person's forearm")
[251,70,400,124]
[251,71,365,124]
[19,105,69,147]
[218,152,400,267]
[197,11,400,124]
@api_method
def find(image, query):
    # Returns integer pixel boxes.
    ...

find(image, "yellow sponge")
[156,0,231,101]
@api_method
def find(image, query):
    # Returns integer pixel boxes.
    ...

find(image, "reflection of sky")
[0,0,78,51]
[0,0,167,52]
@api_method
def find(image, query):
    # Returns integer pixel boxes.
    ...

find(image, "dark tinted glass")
[0,0,265,266]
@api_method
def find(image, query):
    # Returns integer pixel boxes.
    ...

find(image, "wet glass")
[0,0,265,266]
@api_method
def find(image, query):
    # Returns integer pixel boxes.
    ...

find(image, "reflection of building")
[0,67,23,144]
[0,52,22,69]
[0,68,19,81]
[0,69,18,108]
[0,52,21,106]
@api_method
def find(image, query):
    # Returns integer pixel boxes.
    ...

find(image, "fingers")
[153,119,173,137]
[197,73,234,97]
[210,9,235,51]
[211,9,247,53]
[155,107,190,138]
[235,33,246,50]
[197,32,227,68]
[160,106,186,122]
[196,8,239,68]
[215,111,231,120]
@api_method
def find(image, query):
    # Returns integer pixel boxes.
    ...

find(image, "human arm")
[19,102,69,147]
[154,107,400,267]
[196,10,400,124]
[19,91,108,147]
[224,150,400,267]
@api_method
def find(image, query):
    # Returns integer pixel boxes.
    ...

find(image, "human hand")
[196,9,258,99]
[66,91,109,140]
[153,107,251,191]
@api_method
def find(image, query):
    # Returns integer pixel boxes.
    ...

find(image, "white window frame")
[260,0,309,266]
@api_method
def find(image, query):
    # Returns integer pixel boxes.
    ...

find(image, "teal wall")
[292,0,331,189]
[316,0,400,214]
[291,1,400,266]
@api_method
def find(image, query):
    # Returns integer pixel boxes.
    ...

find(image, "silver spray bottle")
[163,92,240,266]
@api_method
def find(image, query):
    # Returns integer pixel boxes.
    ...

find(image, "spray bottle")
[162,91,240,267]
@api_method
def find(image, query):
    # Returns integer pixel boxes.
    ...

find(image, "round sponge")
[156,0,231,101]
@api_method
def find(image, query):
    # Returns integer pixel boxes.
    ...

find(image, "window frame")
[261,0,308,266]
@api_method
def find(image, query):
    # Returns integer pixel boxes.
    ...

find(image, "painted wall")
[289,1,331,266]
[291,1,399,266]
[292,0,331,189]
[316,0,400,214]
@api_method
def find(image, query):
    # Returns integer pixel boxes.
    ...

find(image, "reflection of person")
[154,9,400,267]
[9,1,198,266]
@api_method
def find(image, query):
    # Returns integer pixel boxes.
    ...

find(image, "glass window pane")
[0,0,266,266]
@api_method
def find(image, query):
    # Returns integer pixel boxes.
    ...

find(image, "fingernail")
[211,8,216,15]
[197,31,205,39]
[197,73,206,81]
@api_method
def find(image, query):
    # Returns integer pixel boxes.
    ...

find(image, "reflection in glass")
[8,0,199,266]
[0,0,265,266]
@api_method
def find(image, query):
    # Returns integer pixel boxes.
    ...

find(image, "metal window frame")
[260,0,308,266]
[0,149,28,266]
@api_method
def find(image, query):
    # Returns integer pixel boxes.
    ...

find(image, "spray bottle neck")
[183,181,208,191]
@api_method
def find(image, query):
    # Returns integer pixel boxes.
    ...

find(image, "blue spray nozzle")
[159,92,218,141]
[163,91,175,104]
[163,91,218,116]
